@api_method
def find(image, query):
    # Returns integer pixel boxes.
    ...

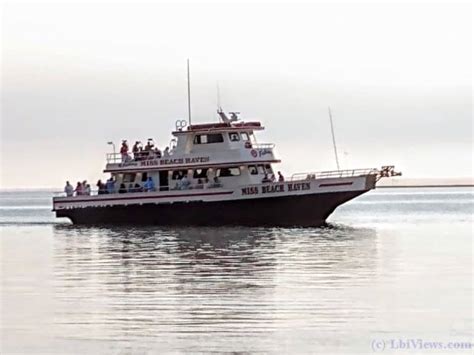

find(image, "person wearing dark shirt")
[278,171,285,182]
[96,180,106,194]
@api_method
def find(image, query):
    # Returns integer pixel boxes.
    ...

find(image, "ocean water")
[0,188,472,354]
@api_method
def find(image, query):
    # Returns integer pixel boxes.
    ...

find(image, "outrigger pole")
[187,59,192,125]
[328,106,341,170]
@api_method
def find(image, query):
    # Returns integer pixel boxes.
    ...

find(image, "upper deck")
[105,119,279,173]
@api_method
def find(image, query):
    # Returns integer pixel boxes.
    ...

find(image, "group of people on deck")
[120,139,170,163]
[64,181,92,197]
[64,171,284,197]
[117,177,156,194]
[173,173,221,190]
[64,177,155,197]
[95,177,119,195]
[262,171,285,183]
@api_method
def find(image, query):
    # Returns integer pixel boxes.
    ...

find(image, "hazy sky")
[1,1,472,188]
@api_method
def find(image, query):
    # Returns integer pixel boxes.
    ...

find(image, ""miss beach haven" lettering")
[241,182,310,196]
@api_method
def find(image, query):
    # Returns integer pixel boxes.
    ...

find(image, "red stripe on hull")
[318,182,354,187]
[54,190,233,206]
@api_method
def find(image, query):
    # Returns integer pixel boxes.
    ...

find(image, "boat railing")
[106,153,122,164]
[106,151,169,164]
[53,183,225,199]
[290,168,379,181]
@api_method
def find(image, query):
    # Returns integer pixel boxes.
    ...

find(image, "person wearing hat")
[132,141,141,160]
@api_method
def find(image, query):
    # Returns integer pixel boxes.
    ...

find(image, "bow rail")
[290,166,401,181]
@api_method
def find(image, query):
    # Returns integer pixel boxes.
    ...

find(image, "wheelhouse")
[102,116,280,194]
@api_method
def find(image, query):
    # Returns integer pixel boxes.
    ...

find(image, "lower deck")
[54,174,377,226]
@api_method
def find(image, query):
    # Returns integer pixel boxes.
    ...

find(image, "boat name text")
[140,156,210,167]
[241,182,311,195]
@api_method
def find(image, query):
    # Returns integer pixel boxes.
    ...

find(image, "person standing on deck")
[120,140,129,163]
[75,182,84,196]
[144,177,155,192]
[278,171,285,182]
[180,175,190,190]
[64,181,74,197]
[106,177,115,194]
[96,180,106,195]
[132,141,141,160]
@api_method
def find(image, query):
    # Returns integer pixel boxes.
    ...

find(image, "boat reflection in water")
[52,225,379,353]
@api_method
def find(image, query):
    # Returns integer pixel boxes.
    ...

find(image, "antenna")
[216,81,221,111]
[216,81,230,122]
[328,106,340,170]
[187,59,192,125]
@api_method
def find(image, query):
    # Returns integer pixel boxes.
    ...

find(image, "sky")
[1,1,472,188]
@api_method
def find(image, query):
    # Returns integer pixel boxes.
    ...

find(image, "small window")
[141,172,148,182]
[249,165,258,175]
[193,135,207,144]
[257,165,265,174]
[193,168,208,179]
[241,132,250,141]
[172,170,188,180]
[123,173,136,183]
[229,132,240,142]
[217,167,241,177]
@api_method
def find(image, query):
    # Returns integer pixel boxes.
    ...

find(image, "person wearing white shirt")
[64,181,74,197]
[180,175,190,190]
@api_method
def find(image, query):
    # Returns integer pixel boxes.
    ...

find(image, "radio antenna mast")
[187,59,192,125]
[328,106,340,170]
[216,81,221,110]
[216,81,229,122]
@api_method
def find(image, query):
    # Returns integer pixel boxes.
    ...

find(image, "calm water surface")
[1,188,473,353]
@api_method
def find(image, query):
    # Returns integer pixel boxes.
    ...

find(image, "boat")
[53,109,400,226]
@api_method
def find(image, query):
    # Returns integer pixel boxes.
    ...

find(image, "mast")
[328,106,340,170]
[187,59,192,125]
[216,81,221,110]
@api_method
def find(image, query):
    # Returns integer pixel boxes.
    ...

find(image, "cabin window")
[241,132,250,141]
[229,132,240,142]
[194,134,206,144]
[171,170,188,180]
[208,133,224,143]
[217,167,241,177]
[265,164,273,174]
[257,165,265,174]
[141,172,148,182]
[248,165,258,175]
[193,168,208,179]
[193,133,224,144]
[123,173,136,183]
